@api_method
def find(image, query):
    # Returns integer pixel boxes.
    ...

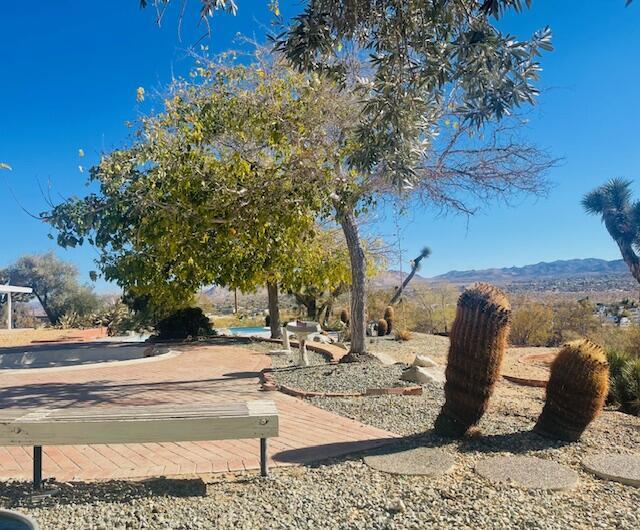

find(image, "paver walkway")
[0,341,395,482]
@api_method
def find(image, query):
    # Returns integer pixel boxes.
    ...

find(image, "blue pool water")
[228,326,270,336]
[0,513,35,529]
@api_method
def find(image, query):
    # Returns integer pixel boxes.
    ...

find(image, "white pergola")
[0,285,33,330]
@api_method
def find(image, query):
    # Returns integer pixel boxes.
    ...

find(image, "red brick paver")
[0,342,395,482]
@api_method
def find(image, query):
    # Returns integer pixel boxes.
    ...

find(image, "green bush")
[155,307,214,340]
[606,350,640,416]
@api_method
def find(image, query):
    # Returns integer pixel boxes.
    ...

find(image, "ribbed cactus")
[384,306,395,335]
[434,283,511,437]
[340,308,350,326]
[377,318,388,336]
[534,339,609,442]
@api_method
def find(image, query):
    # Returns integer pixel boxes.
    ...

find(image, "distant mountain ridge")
[430,258,629,284]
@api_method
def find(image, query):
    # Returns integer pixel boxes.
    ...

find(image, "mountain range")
[375,258,631,286]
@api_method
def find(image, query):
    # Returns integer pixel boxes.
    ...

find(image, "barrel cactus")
[340,308,350,326]
[434,283,511,437]
[384,306,395,335]
[377,318,388,336]
[534,339,609,442]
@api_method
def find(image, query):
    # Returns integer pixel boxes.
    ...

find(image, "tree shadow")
[3,477,207,509]
[0,375,258,409]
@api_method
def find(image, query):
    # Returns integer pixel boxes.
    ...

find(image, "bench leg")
[33,446,43,490]
[260,438,268,477]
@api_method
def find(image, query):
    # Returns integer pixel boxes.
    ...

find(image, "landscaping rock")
[400,365,438,385]
[364,447,455,476]
[413,354,437,368]
[400,365,446,385]
[582,453,640,487]
[475,456,578,490]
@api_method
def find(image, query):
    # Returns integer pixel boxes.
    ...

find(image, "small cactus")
[340,308,350,326]
[377,318,388,336]
[434,283,511,437]
[384,306,395,335]
[534,339,609,442]
[265,314,271,327]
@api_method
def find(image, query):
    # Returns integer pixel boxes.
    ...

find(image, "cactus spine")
[384,306,395,335]
[434,283,511,437]
[377,318,388,336]
[534,339,609,442]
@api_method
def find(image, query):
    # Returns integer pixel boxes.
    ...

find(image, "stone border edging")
[502,374,547,388]
[260,368,422,397]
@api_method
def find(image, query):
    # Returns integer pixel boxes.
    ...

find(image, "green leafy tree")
[289,227,384,322]
[44,56,348,339]
[583,179,640,285]
[0,252,101,325]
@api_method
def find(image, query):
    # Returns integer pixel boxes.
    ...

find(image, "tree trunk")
[389,261,419,306]
[617,240,640,285]
[337,205,369,361]
[267,282,282,339]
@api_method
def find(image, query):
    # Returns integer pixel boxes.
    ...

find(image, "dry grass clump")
[394,328,413,341]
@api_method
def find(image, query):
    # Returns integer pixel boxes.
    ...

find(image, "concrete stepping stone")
[475,456,578,490]
[364,447,455,476]
[582,453,640,487]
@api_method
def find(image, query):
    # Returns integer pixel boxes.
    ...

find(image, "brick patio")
[0,341,395,482]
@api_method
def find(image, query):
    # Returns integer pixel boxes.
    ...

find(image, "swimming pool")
[0,342,172,371]
[228,326,270,337]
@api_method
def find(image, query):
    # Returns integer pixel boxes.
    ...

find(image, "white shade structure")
[0,285,33,330]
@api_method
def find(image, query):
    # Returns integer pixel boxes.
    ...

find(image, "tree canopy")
[0,252,102,325]
[45,54,356,318]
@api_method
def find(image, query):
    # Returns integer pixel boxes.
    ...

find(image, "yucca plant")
[619,358,640,415]
[535,339,609,441]
[434,283,511,437]
[583,179,640,285]
[606,350,630,406]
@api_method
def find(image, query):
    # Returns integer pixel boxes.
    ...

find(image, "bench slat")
[0,401,278,446]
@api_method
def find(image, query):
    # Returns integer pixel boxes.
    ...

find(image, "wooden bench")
[0,400,278,489]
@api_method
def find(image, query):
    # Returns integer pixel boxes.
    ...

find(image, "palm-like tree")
[389,246,432,305]
[582,178,640,284]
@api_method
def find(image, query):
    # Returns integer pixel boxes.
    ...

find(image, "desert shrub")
[365,284,458,335]
[606,350,640,415]
[394,328,412,341]
[155,307,214,340]
[549,300,599,346]
[510,303,553,346]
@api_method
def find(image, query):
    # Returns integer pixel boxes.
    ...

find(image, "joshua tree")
[582,179,640,284]
[389,246,432,306]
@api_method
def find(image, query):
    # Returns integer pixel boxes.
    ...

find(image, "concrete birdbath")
[286,321,321,366]
[0,510,39,529]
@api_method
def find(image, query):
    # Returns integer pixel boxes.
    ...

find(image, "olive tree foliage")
[289,227,385,322]
[44,55,353,336]
[0,252,102,325]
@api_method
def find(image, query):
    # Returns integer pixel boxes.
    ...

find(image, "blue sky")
[1,1,639,292]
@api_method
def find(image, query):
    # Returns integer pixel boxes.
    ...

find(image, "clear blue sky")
[1,1,639,292]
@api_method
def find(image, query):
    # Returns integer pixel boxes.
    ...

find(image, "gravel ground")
[271,362,412,393]
[370,333,554,380]
[4,338,639,529]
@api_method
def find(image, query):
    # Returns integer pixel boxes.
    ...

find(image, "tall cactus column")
[534,339,609,442]
[434,283,512,437]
